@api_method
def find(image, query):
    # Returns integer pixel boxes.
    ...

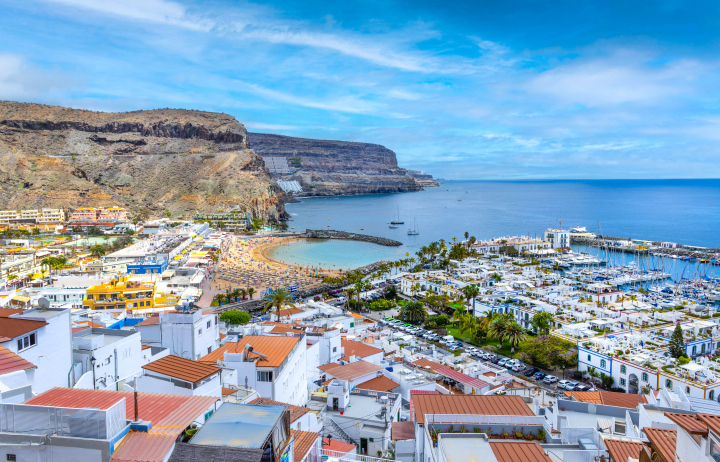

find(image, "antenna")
[38,297,50,311]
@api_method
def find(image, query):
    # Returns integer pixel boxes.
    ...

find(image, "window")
[333,347,337,353]
[620,378,626,386]
[587,354,591,361]
[642,373,648,382]
[666,379,673,389]
[693,346,697,355]
[686,386,691,394]
[702,344,706,353]
[208,346,212,354]
[16,333,37,351]
[711,391,716,401]
[709,436,720,462]
[207,321,211,329]
[600,359,606,368]
[7,455,16,461]
[621,365,626,374]
[257,371,274,382]
[198,328,202,335]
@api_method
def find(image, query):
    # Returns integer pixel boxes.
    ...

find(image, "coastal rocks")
[0,101,285,219]
[247,132,426,196]
[294,260,391,299]
[302,229,402,246]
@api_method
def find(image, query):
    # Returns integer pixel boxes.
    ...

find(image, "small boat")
[389,223,399,229]
[407,219,419,235]
[390,206,404,225]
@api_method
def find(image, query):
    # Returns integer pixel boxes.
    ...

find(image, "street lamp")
[90,356,97,390]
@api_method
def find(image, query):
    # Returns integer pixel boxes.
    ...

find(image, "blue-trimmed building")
[578,345,612,376]
[127,260,167,275]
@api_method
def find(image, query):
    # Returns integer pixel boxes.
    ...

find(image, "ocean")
[267,180,720,273]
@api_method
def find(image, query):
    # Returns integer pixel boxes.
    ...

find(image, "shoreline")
[252,236,344,276]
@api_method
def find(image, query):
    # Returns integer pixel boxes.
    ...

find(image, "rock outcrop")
[302,229,402,246]
[248,133,424,196]
[0,102,285,219]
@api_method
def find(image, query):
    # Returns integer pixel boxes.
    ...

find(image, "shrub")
[220,310,251,325]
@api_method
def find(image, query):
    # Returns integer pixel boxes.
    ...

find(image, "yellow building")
[83,276,180,310]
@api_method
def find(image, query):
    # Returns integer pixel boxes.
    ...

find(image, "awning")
[12,295,30,302]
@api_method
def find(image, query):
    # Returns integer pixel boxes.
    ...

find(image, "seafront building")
[68,206,129,222]
[0,208,65,224]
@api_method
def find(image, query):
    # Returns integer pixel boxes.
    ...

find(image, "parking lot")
[376,316,593,394]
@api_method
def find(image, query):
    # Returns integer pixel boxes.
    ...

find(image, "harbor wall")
[302,229,403,247]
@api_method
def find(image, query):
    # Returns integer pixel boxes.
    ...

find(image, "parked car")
[557,380,571,389]
[543,375,558,383]
[448,345,462,352]
[523,367,539,377]
[512,363,524,372]
[564,381,579,390]
[533,372,546,381]
[573,384,591,391]
[491,357,502,364]
[497,358,509,367]
[504,359,519,369]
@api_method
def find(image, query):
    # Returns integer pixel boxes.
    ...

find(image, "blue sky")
[1,0,719,179]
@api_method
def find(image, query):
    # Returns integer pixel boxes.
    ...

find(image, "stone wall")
[302,229,402,246]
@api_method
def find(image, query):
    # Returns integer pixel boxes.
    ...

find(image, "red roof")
[322,437,355,455]
[25,388,218,433]
[0,308,24,318]
[0,316,48,342]
[136,315,160,327]
[435,366,490,389]
[341,339,382,361]
[291,430,319,462]
[412,394,533,424]
[0,345,36,375]
[142,355,221,383]
[605,439,646,462]
[356,375,400,392]
[490,442,553,462]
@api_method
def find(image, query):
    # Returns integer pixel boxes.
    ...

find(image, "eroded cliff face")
[0,102,285,219]
[248,132,423,196]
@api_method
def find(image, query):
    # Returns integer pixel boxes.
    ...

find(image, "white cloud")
[40,0,212,31]
[0,54,75,100]
[526,50,705,107]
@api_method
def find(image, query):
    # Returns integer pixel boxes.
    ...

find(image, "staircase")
[326,416,356,445]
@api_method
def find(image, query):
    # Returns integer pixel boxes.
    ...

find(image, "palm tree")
[458,313,480,340]
[628,295,638,306]
[452,306,465,326]
[263,288,296,321]
[617,295,626,307]
[410,283,422,297]
[238,288,247,300]
[400,301,427,323]
[461,284,480,307]
[247,287,255,299]
[214,293,227,305]
[504,322,527,353]
[490,272,502,283]
[345,287,357,308]
[89,245,106,258]
[586,366,600,386]
[488,317,509,344]
[477,311,498,333]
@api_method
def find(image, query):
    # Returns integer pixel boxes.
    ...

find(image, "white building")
[544,228,570,249]
[136,354,222,398]
[72,327,144,391]
[0,307,73,394]
[135,308,219,360]
[199,335,309,406]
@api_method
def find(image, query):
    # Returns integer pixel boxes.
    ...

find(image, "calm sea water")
[269,180,720,271]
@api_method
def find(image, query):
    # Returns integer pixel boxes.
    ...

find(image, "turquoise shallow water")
[276,179,720,271]
[265,238,398,270]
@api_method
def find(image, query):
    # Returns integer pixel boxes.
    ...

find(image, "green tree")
[87,226,102,236]
[220,310,251,325]
[247,287,255,299]
[531,312,554,335]
[458,313,480,340]
[263,288,296,320]
[490,272,502,283]
[400,301,428,323]
[89,245,106,258]
[504,322,527,353]
[461,284,480,307]
[669,324,687,359]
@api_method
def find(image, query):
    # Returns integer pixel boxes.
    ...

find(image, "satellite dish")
[38,297,50,311]
[695,305,705,312]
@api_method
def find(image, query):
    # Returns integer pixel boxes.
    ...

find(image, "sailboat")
[389,223,399,229]
[407,218,419,235]
[390,206,404,225]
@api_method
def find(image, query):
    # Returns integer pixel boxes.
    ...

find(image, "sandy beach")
[211,235,341,296]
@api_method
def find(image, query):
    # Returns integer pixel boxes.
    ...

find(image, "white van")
[441,335,455,345]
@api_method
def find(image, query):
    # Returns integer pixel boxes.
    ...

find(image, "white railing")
[561,450,609,462]
[560,427,598,445]
[426,414,544,425]
[321,449,393,462]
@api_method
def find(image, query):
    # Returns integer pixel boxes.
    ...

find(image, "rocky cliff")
[0,102,285,219]
[248,133,424,196]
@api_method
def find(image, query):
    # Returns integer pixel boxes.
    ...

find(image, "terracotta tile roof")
[412,358,443,373]
[0,316,48,341]
[320,361,383,382]
[0,345,36,375]
[490,442,553,462]
[249,397,309,422]
[25,387,218,434]
[199,336,300,368]
[318,362,341,372]
[562,390,644,409]
[219,333,226,340]
[643,428,677,462]
[412,394,533,424]
[291,430,319,462]
[221,387,236,397]
[435,366,490,389]
[666,412,708,435]
[0,308,24,317]
[136,315,160,327]
[141,344,152,350]
[341,339,382,361]
[72,327,89,334]
[697,413,720,436]
[142,355,221,383]
[275,308,304,318]
[391,421,414,440]
[322,437,355,454]
[356,376,400,393]
[605,439,646,462]
[112,432,176,462]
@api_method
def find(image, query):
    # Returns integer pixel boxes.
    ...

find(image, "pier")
[302,229,403,246]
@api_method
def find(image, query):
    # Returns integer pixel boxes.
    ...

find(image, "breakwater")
[302,229,402,247]
[571,235,720,258]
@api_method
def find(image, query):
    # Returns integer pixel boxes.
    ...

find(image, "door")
[360,438,368,455]
[333,398,339,411]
